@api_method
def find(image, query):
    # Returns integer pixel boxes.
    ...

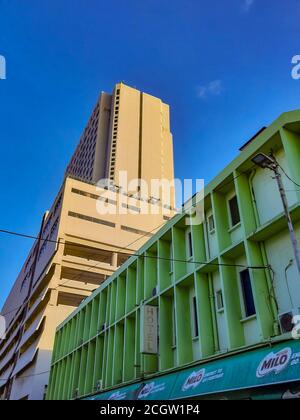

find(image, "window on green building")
[228,195,241,227]
[208,214,215,233]
[192,296,199,338]
[240,269,256,318]
[216,289,224,312]
[186,229,193,259]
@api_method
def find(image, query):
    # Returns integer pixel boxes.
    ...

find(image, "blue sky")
[0,0,300,308]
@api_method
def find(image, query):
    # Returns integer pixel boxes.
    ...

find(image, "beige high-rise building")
[65,83,174,206]
[0,83,175,400]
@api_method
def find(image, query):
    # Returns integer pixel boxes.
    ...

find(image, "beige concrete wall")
[93,93,112,182]
[111,84,141,186]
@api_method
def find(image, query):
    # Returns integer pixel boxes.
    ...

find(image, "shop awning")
[83,340,300,400]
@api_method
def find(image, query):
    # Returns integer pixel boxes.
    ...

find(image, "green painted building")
[46,111,300,400]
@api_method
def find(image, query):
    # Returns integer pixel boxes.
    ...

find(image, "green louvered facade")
[46,110,300,400]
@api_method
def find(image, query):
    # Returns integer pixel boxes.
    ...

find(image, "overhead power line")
[0,226,270,273]
[278,163,300,188]
[0,221,166,318]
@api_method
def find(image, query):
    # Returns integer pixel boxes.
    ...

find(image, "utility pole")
[252,153,300,275]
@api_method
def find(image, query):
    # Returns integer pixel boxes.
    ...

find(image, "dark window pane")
[216,290,224,311]
[208,215,215,232]
[240,269,256,317]
[192,296,199,337]
[187,231,193,257]
[229,195,240,226]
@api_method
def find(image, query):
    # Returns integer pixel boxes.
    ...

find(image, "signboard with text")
[141,305,158,355]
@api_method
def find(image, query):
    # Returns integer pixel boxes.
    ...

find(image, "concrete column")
[244,240,276,339]
[219,257,245,349]
[234,170,257,235]
[211,192,231,251]
[123,317,135,381]
[280,127,300,202]
[112,252,118,268]
[194,272,215,358]
[175,286,193,365]
[159,295,174,370]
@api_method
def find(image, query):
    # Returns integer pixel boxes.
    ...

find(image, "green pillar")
[172,226,186,280]
[191,223,206,263]
[101,331,109,388]
[211,192,231,251]
[244,240,275,338]
[194,272,215,357]
[70,349,81,399]
[47,363,57,400]
[85,340,96,394]
[175,285,193,365]
[159,294,174,370]
[134,309,141,379]
[144,249,157,299]
[113,324,124,385]
[280,127,300,202]
[219,258,245,349]
[105,327,114,388]
[62,355,72,399]
[158,239,172,291]
[136,257,144,303]
[116,275,126,320]
[234,170,257,235]
[126,267,136,312]
[93,335,104,387]
[78,346,88,396]
[123,317,135,381]
[90,297,99,338]
[67,352,76,400]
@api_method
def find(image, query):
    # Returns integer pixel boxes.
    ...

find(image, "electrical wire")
[278,163,300,188]
[0,369,51,383]
[0,223,270,319]
[0,218,272,383]
[0,221,168,383]
[0,221,167,319]
[0,226,269,269]
[0,228,137,253]
[214,165,256,192]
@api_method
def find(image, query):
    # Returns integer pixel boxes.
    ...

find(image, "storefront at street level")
[83,340,300,401]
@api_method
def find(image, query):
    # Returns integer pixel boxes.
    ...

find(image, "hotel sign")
[141,305,158,354]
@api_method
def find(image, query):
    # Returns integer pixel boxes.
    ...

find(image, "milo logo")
[138,382,155,399]
[108,391,124,400]
[182,369,205,391]
[256,348,292,378]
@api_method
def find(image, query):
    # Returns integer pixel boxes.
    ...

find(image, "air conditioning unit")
[152,285,159,297]
[95,380,103,392]
[278,309,300,334]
